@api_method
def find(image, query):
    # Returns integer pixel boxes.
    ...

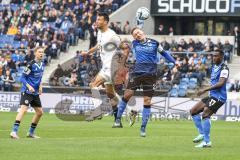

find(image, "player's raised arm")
[157,45,175,64]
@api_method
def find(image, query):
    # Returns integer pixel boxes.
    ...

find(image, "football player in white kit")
[81,13,128,122]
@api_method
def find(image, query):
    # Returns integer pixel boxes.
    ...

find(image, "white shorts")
[98,67,113,85]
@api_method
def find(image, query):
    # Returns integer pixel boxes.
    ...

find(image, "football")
[136,7,150,20]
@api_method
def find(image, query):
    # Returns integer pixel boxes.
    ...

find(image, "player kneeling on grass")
[190,49,229,148]
[112,27,175,137]
[10,47,45,139]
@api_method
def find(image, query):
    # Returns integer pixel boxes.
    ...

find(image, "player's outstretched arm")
[198,77,227,96]
[158,45,175,64]
[81,44,99,56]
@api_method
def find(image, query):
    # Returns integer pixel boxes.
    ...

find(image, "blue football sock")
[113,107,118,121]
[192,114,204,135]
[141,107,151,131]
[12,120,20,133]
[29,123,37,135]
[116,98,128,120]
[202,118,211,143]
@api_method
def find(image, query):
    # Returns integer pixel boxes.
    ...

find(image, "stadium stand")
[0,0,130,91]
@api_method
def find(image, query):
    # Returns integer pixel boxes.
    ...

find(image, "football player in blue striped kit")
[190,49,229,148]
[10,47,45,139]
[112,27,175,137]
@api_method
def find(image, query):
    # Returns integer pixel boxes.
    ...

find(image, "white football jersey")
[97,28,121,70]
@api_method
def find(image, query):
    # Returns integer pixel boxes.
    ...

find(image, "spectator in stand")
[168,26,174,36]
[89,22,98,49]
[195,38,203,52]
[7,58,17,73]
[223,40,233,63]
[24,48,35,65]
[230,80,240,92]
[2,69,15,91]
[115,22,122,34]
[123,21,131,35]
[157,58,168,78]
[109,22,116,32]
[204,37,214,51]
[205,54,212,77]
[233,26,240,56]
[170,39,178,52]
[189,53,199,65]
[178,38,188,51]
[161,37,170,51]
[51,64,65,86]
[69,70,78,87]
[195,59,206,84]
[179,57,189,77]
[0,56,8,69]
[157,24,166,35]
[175,56,182,68]
[215,38,223,50]
[87,59,99,78]
[162,65,172,82]
[7,24,18,35]
[171,66,181,85]
[187,38,195,51]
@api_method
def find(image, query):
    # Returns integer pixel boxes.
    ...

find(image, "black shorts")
[126,74,156,97]
[20,92,42,108]
[201,96,225,113]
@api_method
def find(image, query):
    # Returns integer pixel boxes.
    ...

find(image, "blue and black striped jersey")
[210,63,229,102]
[20,60,45,95]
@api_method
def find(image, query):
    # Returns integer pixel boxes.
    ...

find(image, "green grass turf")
[0,112,239,160]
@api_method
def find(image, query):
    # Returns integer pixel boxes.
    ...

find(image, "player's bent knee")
[36,109,44,117]
[143,97,151,105]
[20,105,28,113]
[202,108,212,119]
[190,109,197,116]
[123,90,134,100]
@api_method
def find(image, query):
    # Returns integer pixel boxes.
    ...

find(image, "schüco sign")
[151,0,240,16]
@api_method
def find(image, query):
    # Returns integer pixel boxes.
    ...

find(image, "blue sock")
[29,123,37,135]
[202,118,211,143]
[192,114,204,135]
[141,106,151,132]
[113,107,118,121]
[116,98,128,120]
[12,120,20,133]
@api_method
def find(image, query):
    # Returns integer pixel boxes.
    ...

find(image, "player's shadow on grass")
[54,98,111,122]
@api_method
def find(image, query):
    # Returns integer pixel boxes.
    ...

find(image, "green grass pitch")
[0,112,239,160]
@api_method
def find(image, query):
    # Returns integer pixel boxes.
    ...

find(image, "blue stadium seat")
[10,4,19,12]
[179,83,188,90]
[189,78,198,89]
[178,88,187,97]
[13,41,21,49]
[170,88,178,97]
[180,77,189,84]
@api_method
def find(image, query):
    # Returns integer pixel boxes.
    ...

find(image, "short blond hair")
[34,46,44,53]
